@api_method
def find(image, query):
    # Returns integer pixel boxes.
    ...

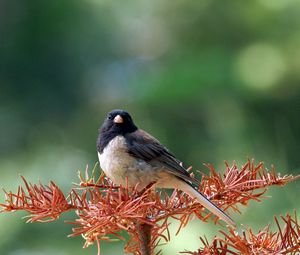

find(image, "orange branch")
[1,160,299,254]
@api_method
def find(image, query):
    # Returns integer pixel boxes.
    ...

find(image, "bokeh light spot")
[257,0,296,10]
[286,33,300,76]
[235,43,286,90]
[119,17,171,60]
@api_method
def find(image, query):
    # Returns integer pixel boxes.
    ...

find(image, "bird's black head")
[102,109,138,134]
[97,109,138,153]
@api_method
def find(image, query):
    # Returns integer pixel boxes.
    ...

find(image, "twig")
[137,221,153,255]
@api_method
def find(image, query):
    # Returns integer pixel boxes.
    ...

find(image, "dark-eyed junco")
[97,109,235,227]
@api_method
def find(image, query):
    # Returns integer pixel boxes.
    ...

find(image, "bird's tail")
[177,180,236,227]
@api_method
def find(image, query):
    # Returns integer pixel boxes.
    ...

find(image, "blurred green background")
[1,0,300,254]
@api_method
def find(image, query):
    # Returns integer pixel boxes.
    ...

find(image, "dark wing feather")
[125,129,199,185]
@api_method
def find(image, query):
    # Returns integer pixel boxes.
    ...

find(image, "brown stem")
[137,221,153,255]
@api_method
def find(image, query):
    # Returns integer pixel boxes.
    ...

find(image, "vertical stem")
[137,222,153,255]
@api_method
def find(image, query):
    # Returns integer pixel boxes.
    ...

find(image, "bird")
[97,109,235,227]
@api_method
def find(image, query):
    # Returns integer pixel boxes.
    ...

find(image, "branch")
[136,222,153,255]
[183,211,300,255]
[1,160,299,254]
[0,176,74,222]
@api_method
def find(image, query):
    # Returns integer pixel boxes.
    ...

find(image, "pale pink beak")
[113,115,123,124]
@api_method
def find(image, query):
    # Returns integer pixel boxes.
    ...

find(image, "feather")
[177,180,236,227]
[125,130,199,185]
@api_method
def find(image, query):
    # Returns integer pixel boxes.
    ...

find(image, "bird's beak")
[113,115,123,124]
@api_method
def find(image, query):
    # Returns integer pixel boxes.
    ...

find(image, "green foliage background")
[0,0,300,254]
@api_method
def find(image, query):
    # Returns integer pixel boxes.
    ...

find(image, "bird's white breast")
[98,135,165,188]
[98,136,133,185]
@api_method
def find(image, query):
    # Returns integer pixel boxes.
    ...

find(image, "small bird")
[97,109,235,227]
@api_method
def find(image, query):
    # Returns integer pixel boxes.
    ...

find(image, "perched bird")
[97,109,235,227]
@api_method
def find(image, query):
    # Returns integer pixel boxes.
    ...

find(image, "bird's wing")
[125,129,199,185]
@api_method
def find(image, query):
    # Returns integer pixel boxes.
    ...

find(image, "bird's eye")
[108,115,113,120]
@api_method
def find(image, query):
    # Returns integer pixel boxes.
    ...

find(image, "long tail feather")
[178,180,236,227]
